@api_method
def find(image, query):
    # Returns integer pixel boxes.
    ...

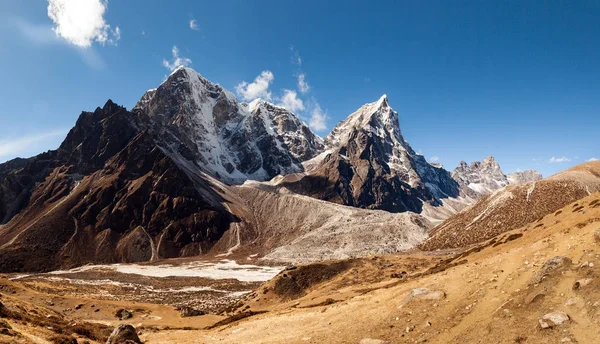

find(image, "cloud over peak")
[235,71,275,101]
[278,90,304,113]
[47,0,120,48]
[162,46,192,71]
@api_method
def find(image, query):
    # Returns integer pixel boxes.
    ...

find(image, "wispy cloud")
[429,156,440,163]
[289,45,302,66]
[47,0,121,48]
[235,71,275,101]
[0,129,68,159]
[278,90,304,112]
[189,18,199,31]
[162,46,192,71]
[548,156,571,163]
[297,73,310,93]
[235,47,328,132]
[307,101,328,132]
[589,157,598,162]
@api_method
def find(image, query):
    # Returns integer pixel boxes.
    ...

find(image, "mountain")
[452,157,543,199]
[451,156,509,197]
[133,67,322,184]
[422,160,600,250]
[0,69,434,272]
[269,95,460,214]
[248,99,324,161]
[0,101,239,272]
[507,169,543,184]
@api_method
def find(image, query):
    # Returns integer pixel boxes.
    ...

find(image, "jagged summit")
[275,95,460,214]
[133,67,323,184]
[248,98,325,161]
[324,94,402,149]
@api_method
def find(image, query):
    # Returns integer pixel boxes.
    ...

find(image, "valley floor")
[2,193,600,343]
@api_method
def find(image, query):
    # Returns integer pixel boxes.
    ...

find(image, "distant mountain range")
[0,67,544,271]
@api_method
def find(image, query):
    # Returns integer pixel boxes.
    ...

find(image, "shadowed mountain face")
[274,95,460,213]
[0,100,236,272]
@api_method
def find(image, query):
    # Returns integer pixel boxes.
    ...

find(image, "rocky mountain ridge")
[452,156,543,198]
[0,66,544,271]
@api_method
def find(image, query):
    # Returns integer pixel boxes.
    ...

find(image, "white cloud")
[47,0,120,48]
[548,156,571,163]
[235,71,275,101]
[162,46,192,71]
[429,156,440,163]
[308,103,328,132]
[289,45,302,66]
[0,129,68,159]
[278,90,305,113]
[189,19,199,31]
[297,73,310,93]
[589,157,599,162]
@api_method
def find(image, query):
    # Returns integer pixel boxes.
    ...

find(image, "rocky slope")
[268,95,460,214]
[233,182,431,263]
[7,190,595,343]
[422,161,600,250]
[0,101,236,272]
[183,191,600,344]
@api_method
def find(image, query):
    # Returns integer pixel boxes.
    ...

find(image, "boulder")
[114,309,133,320]
[539,312,570,329]
[530,256,571,284]
[179,306,205,317]
[399,288,445,307]
[106,324,142,344]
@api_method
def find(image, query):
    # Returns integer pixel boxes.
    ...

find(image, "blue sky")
[0,1,598,177]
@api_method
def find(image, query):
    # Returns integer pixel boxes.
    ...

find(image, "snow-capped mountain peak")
[324,94,402,149]
[133,67,324,184]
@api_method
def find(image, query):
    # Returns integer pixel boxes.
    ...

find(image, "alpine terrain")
[2,67,595,344]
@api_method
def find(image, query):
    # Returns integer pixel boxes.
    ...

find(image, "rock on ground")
[399,288,446,307]
[179,306,205,317]
[359,339,391,344]
[539,312,570,329]
[106,324,142,344]
[530,256,572,284]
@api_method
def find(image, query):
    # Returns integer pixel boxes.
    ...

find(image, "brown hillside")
[421,161,600,250]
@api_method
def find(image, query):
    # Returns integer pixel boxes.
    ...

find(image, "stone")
[359,339,391,344]
[106,324,142,344]
[115,309,132,320]
[75,304,84,310]
[530,256,571,284]
[594,229,600,243]
[179,306,205,317]
[401,288,446,306]
[539,312,570,329]
[573,278,593,290]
